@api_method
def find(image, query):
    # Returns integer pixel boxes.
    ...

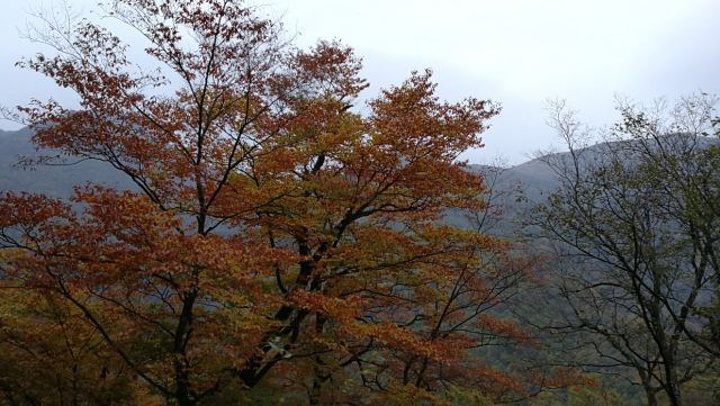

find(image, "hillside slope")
[2,127,716,213]
[0,128,133,197]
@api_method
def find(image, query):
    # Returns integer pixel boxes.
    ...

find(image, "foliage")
[0,1,572,404]
[0,276,143,405]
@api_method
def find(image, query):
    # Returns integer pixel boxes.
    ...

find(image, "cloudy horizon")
[1,0,718,165]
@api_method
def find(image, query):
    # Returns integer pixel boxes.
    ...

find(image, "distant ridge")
[1,128,717,208]
[0,128,133,197]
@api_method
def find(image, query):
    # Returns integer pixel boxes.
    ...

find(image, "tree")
[0,276,144,405]
[532,96,720,406]
[0,1,562,404]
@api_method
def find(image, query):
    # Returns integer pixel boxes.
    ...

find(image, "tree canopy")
[0,1,566,404]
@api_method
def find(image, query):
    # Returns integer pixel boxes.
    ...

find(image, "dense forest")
[0,1,717,405]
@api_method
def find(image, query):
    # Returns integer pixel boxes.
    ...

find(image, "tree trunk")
[645,388,658,406]
[660,346,682,406]
[664,365,682,406]
[309,377,323,405]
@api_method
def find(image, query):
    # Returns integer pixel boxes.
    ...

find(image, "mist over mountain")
[0,128,134,197]
[1,127,717,216]
[0,127,564,217]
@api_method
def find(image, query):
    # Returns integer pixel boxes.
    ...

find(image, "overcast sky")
[1,1,719,165]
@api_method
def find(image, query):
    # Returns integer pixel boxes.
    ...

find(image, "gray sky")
[2,0,719,165]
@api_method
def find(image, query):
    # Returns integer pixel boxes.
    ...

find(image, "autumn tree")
[532,96,720,406]
[0,0,566,404]
[0,274,146,405]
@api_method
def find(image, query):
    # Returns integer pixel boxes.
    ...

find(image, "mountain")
[0,128,564,205]
[0,126,637,235]
[2,127,716,220]
[0,128,133,197]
